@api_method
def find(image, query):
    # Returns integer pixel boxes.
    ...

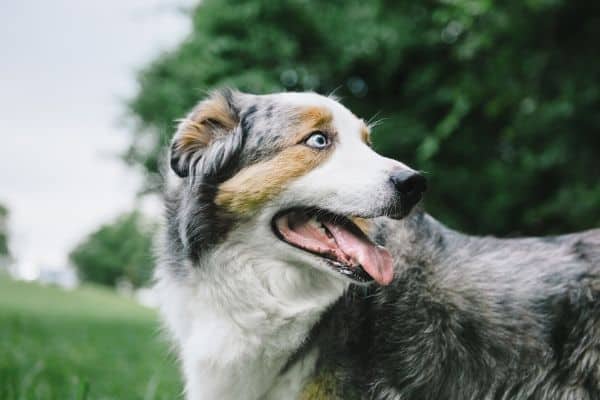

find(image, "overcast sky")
[0,0,194,277]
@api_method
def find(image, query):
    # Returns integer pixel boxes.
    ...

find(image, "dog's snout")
[389,170,427,218]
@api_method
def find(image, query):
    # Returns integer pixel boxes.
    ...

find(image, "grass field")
[0,276,181,399]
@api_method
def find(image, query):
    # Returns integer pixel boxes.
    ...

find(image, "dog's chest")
[179,303,324,400]
[158,265,346,399]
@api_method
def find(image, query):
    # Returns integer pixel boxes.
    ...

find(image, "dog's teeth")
[308,216,320,228]
[308,217,329,236]
[307,216,334,239]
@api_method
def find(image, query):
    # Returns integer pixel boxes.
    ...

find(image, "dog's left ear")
[170,88,242,180]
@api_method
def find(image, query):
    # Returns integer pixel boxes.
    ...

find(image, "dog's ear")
[170,88,242,179]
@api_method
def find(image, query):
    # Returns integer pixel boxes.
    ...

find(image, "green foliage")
[0,204,10,258]
[128,0,600,235]
[0,276,180,399]
[70,211,156,288]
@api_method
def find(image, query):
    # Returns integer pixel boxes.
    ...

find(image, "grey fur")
[308,211,600,399]
[161,89,599,399]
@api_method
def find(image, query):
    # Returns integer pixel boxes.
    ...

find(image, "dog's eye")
[305,132,330,149]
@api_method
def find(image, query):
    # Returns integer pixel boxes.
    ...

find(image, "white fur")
[156,215,346,399]
[156,92,408,399]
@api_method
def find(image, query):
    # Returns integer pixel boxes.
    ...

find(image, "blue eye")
[305,132,329,149]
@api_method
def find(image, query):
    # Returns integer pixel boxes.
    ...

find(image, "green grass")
[0,276,181,399]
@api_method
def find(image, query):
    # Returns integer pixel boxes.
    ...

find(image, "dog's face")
[169,89,425,285]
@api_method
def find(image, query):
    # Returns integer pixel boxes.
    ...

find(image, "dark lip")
[383,195,423,220]
[271,207,374,283]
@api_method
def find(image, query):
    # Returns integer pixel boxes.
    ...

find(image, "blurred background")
[1,0,599,399]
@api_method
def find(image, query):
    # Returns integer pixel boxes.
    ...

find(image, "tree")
[70,211,156,288]
[0,204,10,263]
[127,0,600,236]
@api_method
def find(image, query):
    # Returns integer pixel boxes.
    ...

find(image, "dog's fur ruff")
[155,89,600,400]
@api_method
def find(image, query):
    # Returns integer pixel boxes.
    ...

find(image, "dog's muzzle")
[389,169,427,219]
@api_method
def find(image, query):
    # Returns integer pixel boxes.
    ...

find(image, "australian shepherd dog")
[155,89,599,400]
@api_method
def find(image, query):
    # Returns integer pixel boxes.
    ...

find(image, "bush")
[0,204,9,258]
[70,211,156,288]
[127,0,600,235]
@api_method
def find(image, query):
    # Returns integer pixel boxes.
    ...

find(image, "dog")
[155,88,599,400]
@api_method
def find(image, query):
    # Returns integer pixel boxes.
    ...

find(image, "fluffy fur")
[155,89,599,399]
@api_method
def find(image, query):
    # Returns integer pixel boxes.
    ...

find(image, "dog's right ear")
[170,89,241,178]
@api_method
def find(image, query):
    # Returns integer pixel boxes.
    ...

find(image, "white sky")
[0,0,194,276]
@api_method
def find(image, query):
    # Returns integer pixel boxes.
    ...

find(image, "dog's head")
[168,89,426,285]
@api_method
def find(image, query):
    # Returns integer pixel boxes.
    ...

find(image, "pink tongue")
[323,222,395,285]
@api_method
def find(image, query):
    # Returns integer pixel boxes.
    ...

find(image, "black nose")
[390,170,427,217]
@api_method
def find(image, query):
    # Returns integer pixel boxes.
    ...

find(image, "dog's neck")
[205,240,348,341]
[374,209,458,268]
[159,210,448,400]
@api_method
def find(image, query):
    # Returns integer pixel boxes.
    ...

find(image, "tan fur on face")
[215,106,335,215]
[351,217,372,236]
[176,120,211,154]
[175,91,238,154]
[215,145,331,214]
[287,106,335,145]
[300,106,333,128]
[360,124,371,146]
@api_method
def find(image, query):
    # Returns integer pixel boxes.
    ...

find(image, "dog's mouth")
[272,208,394,285]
